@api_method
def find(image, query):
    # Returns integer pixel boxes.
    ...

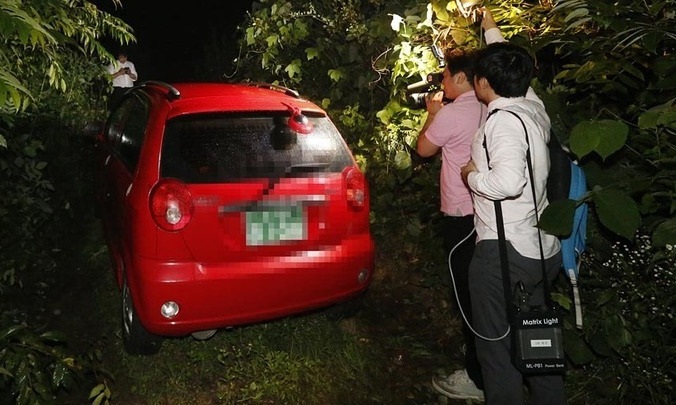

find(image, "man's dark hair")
[445,48,477,84]
[474,42,534,97]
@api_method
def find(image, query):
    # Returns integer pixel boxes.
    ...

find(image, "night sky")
[92,0,256,82]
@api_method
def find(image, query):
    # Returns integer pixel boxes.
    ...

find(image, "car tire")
[121,277,162,355]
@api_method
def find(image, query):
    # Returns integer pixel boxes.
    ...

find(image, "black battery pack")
[511,307,566,374]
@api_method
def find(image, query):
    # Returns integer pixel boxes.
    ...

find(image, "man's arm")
[127,63,138,81]
[416,91,444,157]
[465,113,529,200]
[481,9,506,45]
[417,133,440,157]
[107,63,124,78]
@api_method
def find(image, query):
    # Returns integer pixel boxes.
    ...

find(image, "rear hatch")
[158,112,364,262]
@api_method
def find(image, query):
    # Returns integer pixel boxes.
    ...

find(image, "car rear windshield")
[160,112,354,183]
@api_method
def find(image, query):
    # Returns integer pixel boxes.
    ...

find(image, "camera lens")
[407,92,428,109]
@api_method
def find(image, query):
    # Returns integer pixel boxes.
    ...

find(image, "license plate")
[245,206,305,246]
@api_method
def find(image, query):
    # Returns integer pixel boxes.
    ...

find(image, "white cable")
[448,227,510,341]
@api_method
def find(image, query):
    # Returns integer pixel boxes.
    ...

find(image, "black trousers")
[441,214,483,389]
[469,240,565,404]
[108,87,130,111]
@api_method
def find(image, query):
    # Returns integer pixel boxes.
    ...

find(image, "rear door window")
[104,94,150,172]
[160,113,353,183]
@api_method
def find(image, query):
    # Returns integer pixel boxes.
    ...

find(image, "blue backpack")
[547,136,588,328]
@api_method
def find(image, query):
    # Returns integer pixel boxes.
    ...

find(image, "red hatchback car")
[94,81,374,354]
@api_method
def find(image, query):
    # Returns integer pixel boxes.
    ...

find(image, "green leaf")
[564,7,589,23]
[642,30,662,54]
[89,383,105,400]
[604,314,632,353]
[52,362,69,387]
[639,101,676,129]
[305,47,319,61]
[284,60,302,79]
[639,192,659,215]
[245,27,256,45]
[638,110,661,129]
[551,292,571,310]
[0,324,26,341]
[652,218,676,246]
[375,109,391,125]
[563,329,595,365]
[328,69,344,82]
[592,188,640,240]
[400,119,417,130]
[0,367,13,378]
[539,199,577,237]
[570,119,628,160]
[91,384,110,405]
[39,330,67,343]
[621,63,645,81]
[265,34,279,47]
[394,150,411,170]
[657,111,676,127]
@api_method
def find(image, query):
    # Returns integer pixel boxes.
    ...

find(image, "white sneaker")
[432,369,485,401]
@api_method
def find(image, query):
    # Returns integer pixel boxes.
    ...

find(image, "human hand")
[480,7,498,31]
[425,90,444,115]
[461,160,477,184]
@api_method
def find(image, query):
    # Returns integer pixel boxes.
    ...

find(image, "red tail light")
[345,167,366,210]
[150,179,193,231]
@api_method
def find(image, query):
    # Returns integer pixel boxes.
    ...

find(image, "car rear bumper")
[129,235,374,336]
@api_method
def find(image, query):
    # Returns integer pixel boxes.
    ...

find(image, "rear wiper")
[285,163,330,174]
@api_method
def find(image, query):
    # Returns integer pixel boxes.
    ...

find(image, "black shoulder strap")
[483,109,552,310]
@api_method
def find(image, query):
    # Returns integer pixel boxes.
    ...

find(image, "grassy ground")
[13,195,625,404]
[31,213,474,404]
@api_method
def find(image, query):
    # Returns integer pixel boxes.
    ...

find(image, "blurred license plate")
[245,206,305,246]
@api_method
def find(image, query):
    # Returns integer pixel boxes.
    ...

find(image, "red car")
[93,81,373,354]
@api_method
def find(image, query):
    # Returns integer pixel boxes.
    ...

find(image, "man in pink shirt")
[417,48,487,401]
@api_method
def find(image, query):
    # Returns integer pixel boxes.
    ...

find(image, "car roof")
[139,82,326,118]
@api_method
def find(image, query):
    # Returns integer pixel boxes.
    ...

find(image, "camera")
[406,71,444,109]
[406,44,446,109]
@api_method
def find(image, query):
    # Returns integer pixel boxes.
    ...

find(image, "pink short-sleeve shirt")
[424,90,486,216]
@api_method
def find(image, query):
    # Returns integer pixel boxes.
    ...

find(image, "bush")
[565,233,675,404]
